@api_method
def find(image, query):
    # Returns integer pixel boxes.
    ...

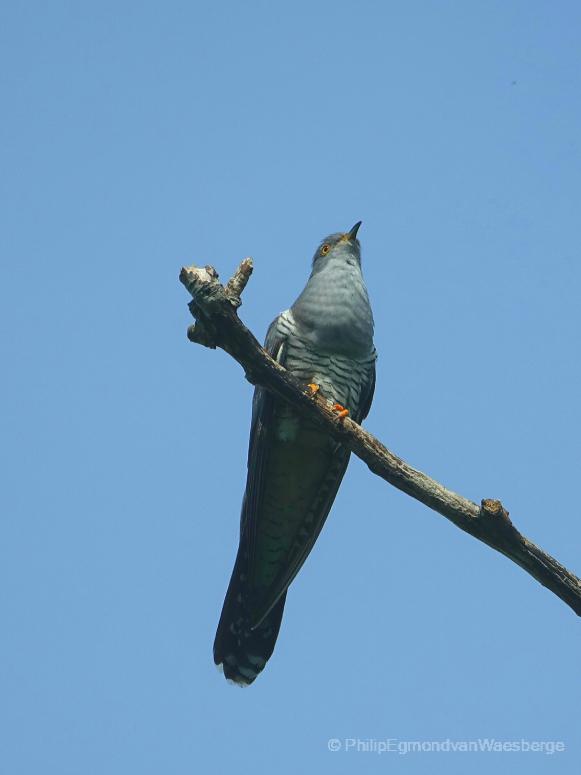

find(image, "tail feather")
[213,550,287,686]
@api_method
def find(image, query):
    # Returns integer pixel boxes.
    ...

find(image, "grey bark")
[179,260,581,617]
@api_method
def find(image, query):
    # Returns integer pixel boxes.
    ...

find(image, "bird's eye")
[321,244,330,255]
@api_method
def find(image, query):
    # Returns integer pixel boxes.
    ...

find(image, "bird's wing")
[241,315,288,544]
[241,316,349,628]
[354,350,376,424]
[249,443,351,628]
[249,354,375,626]
[213,316,289,679]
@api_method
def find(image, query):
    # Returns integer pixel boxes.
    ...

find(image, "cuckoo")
[214,222,377,685]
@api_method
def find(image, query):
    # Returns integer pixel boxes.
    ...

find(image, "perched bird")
[214,222,377,685]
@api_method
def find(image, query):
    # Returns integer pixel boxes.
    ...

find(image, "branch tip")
[225,257,254,304]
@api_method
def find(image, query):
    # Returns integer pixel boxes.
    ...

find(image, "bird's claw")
[332,403,349,420]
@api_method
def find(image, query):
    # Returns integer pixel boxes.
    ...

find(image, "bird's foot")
[307,383,320,396]
[332,403,349,420]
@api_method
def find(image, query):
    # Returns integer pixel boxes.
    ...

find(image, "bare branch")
[179,260,581,617]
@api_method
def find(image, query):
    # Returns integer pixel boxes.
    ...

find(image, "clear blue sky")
[1,1,580,773]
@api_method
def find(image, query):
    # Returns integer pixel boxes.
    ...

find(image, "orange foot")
[333,403,349,419]
[307,383,320,396]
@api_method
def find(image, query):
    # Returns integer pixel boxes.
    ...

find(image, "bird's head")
[311,221,362,270]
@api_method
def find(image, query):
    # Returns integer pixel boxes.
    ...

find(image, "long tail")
[213,549,287,686]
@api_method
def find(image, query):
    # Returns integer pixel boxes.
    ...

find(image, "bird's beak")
[346,221,362,241]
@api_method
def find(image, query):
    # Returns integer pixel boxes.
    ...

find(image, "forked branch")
[179,260,581,616]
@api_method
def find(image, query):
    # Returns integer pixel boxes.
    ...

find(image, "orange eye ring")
[321,244,330,255]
